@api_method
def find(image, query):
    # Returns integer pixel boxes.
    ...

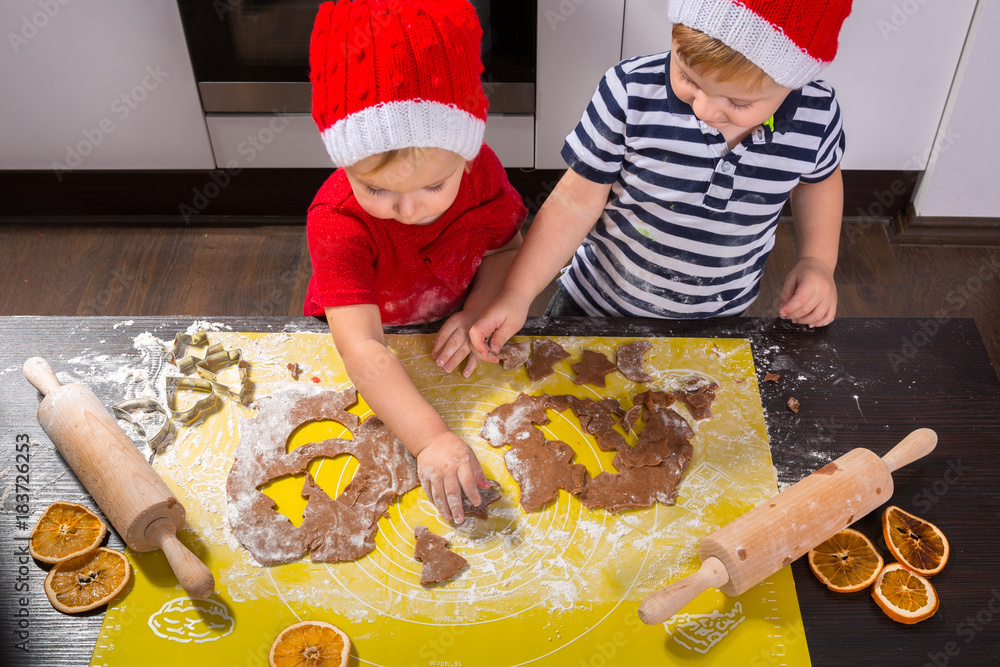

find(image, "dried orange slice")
[44,547,131,614]
[269,620,351,667]
[882,505,949,576]
[808,528,884,592]
[872,562,939,624]
[30,501,107,564]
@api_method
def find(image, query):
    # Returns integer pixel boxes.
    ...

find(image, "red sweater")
[304,145,527,325]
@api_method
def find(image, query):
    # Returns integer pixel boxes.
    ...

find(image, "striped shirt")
[559,51,845,318]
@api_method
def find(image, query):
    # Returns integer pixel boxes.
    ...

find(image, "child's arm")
[781,166,844,327]
[326,304,488,523]
[469,169,613,359]
[432,233,523,375]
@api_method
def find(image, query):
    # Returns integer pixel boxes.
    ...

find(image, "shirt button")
[722,161,735,174]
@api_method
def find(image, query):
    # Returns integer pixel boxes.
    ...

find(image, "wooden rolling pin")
[638,428,937,625]
[24,357,215,599]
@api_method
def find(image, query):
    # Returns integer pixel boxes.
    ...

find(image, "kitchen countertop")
[1,316,998,666]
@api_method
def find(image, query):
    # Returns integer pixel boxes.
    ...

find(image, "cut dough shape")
[414,526,467,585]
[526,340,570,381]
[571,350,618,387]
[462,479,503,519]
[616,341,654,382]
[497,342,531,370]
[226,385,419,565]
[676,379,718,420]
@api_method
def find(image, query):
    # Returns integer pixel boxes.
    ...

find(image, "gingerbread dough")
[226,385,420,565]
[461,479,503,519]
[497,342,531,370]
[480,384,710,513]
[526,340,570,381]
[414,526,467,585]
[676,379,718,420]
[616,341,654,382]
[571,350,618,386]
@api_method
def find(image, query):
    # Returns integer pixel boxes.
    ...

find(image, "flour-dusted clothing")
[305,144,526,324]
[559,51,845,318]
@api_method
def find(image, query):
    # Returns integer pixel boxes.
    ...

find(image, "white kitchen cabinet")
[535,0,627,169]
[915,0,998,218]
[618,0,979,172]
[0,0,214,171]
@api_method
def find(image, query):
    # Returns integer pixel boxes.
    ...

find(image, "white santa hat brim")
[668,0,829,89]
[320,99,485,167]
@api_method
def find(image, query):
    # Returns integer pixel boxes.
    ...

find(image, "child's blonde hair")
[354,146,434,179]
[672,24,773,91]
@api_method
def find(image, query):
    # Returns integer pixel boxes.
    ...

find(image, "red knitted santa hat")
[667,0,853,89]
[310,0,488,167]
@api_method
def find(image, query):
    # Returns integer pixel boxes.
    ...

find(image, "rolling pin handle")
[23,356,63,396]
[638,556,730,625]
[145,518,216,599]
[881,428,937,473]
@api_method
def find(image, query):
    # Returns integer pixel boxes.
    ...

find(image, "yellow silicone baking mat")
[89,332,810,666]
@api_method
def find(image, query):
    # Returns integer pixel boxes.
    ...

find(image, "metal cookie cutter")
[177,341,249,402]
[112,398,172,451]
[165,375,219,423]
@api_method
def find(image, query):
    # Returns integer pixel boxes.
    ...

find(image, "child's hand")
[779,258,837,327]
[469,288,532,362]
[415,432,489,524]
[433,310,480,377]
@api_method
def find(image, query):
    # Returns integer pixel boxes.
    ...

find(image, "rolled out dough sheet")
[90,332,811,667]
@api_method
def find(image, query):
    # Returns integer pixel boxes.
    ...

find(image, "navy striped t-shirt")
[559,51,845,318]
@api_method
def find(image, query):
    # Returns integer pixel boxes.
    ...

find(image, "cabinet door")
[0,0,214,171]
[535,0,626,169]
[621,0,978,171]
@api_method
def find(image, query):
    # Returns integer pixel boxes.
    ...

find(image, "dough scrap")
[414,526,467,585]
[616,341,654,382]
[571,350,618,387]
[676,379,718,420]
[462,479,503,519]
[497,342,531,370]
[226,385,419,565]
[526,340,570,381]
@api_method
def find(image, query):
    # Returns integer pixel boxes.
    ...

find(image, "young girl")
[304,0,527,523]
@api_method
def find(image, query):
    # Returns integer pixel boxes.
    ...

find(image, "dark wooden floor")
[2,220,998,375]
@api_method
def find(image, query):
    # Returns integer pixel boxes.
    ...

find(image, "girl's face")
[670,40,791,132]
[344,148,466,225]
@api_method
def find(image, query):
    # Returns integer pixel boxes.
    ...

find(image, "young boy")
[471,0,852,358]
[305,0,527,523]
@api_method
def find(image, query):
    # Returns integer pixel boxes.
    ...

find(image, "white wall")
[620,0,979,172]
[915,0,998,218]
[0,0,214,172]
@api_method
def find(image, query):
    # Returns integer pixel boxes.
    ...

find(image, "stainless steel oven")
[178,0,537,168]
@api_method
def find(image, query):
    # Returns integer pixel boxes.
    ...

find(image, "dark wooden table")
[2,316,998,666]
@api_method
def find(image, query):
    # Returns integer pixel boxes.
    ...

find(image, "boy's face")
[670,39,791,132]
[344,148,466,225]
